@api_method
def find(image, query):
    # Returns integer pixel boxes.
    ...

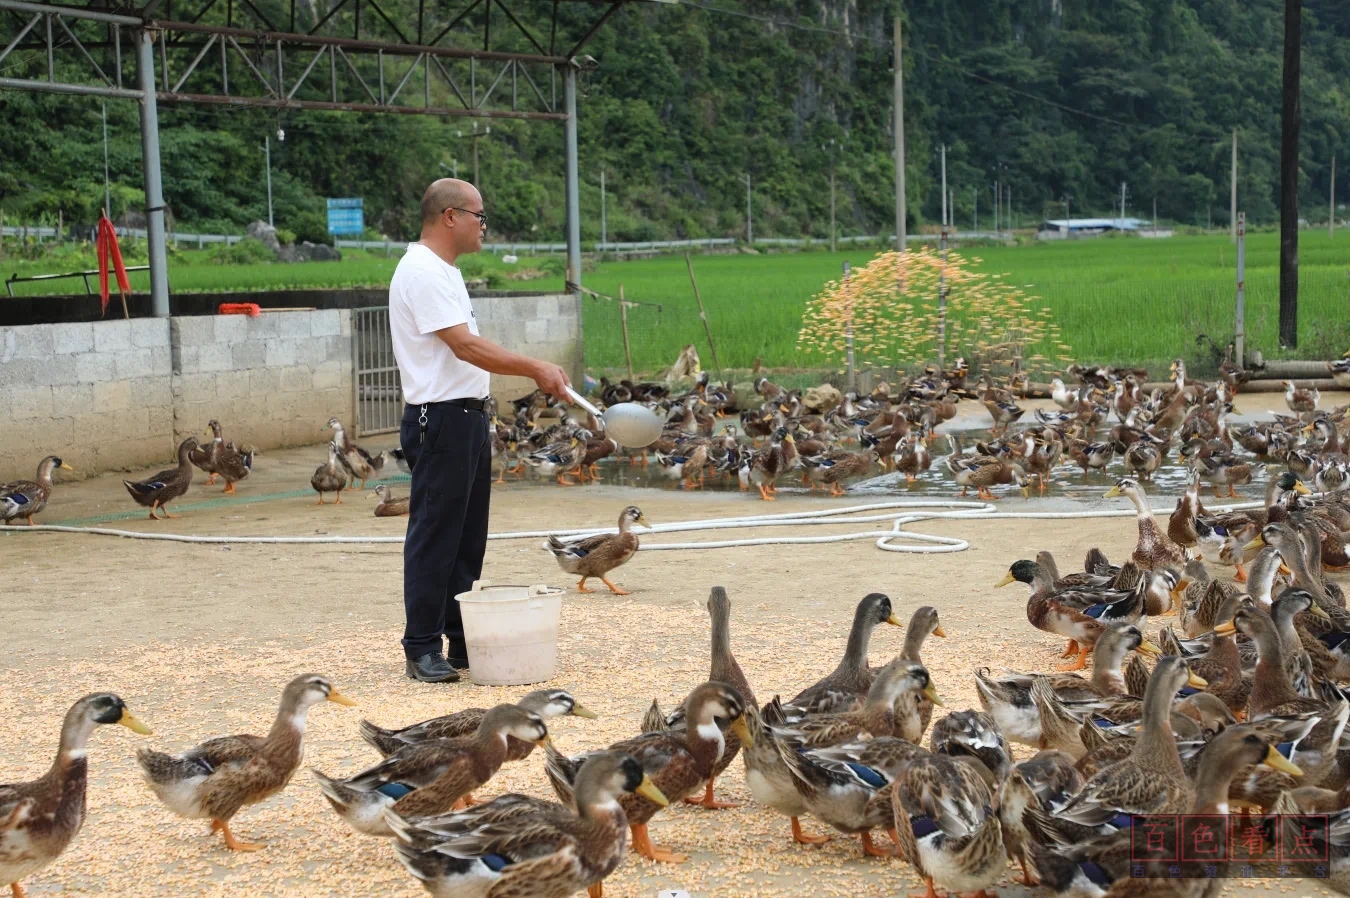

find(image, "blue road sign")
[327,197,364,235]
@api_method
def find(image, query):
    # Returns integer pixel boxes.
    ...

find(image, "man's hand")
[532,362,572,400]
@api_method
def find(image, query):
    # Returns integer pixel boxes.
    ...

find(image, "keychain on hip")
[418,404,429,444]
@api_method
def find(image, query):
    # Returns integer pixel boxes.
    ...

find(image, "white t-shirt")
[389,243,491,404]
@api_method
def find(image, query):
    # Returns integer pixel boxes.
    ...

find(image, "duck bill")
[1187,672,1209,688]
[569,703,600,720]
[636,775,670,807]
[1263,746,1303,777]
[1213,621,1238,637]
[1308,603,1332,622]
[327,690,359,707]
[536,735,553,748]
[1137,640,1162,659]
[730,715,755,749]
[1104,485,1122,498]
[994,571,1016,588]
[921,684,945,707]
[886,613,904,627]
[1242,537,1265,553]
[59,462,74,471]
[932,625,948,638]
[1293,481,1312,496]
[118,708,153,735]
[1278,563,1293,576]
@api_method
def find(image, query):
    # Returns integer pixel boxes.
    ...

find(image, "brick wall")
[171,310,353,449]
[474,293,582,402]
[0,311,353,480]
[0,319,173,475]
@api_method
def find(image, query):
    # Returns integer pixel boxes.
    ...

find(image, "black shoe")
[405,652,460,683]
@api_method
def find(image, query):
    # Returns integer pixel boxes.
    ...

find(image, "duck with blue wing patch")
[545,506,648,595]
[387,752,667,898]
[892,751,1004,898]
[1,455,73,526]
[123,438,198,519]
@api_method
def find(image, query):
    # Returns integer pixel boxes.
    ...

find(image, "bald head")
[421,178,479,223]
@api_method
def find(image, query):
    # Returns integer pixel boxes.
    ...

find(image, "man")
[389,178,571,683]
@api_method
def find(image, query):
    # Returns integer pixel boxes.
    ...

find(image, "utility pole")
[1230,129,1239,243]
[458,122,491,186]
[1235,212,1246,367]
[742,173,753,245]
[1278,0,1302,348]
[600,167,607,252]
[1006,184,1012,233]
[101,102,112,217]
[1063,195,1071,239]
[938,144,948,369]
[264,134,273,228]
[1153,198,1158,237]
[893,10,906,251]
[992,181,999,236]
[1330,155,1336,239]
[829,166,837,252]
[973,187,978,232]
[1119,181,1127,228]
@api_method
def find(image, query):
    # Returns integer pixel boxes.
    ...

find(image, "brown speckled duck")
[137,674,355,851]
[1105,477,1186,571]
[122,438,198,520]
[1,694,151,897]
[1,455,73,526]
[545,505,648,595]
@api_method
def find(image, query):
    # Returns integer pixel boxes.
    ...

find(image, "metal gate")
[352,306,403,437]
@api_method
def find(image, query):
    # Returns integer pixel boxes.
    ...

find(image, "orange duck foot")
[790,816,830,845]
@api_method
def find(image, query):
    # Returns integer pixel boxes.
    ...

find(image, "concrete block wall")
[171,310,354,449]
[0,319,173,475]
[474,293,582,403]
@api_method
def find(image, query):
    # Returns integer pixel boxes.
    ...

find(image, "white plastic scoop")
[565,385,665,448]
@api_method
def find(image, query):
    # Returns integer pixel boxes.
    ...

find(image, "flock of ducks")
[8,509,1350,898]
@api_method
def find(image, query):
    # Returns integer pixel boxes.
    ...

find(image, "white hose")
[10,498,1267,554]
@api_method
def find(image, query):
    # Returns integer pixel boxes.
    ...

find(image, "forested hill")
[2,0,1347,242]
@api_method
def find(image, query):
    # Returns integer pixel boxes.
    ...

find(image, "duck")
[892,751,1005,898]
[1068,438,1116,474]
[387,752,666,898]
[1,455,72,526]
[1285,381,1321,418]
[122,437,198,520]
[138,674,354,851]
[312,704,549,837]
[1166,470,1208,551]
[370,484,410,517]
[997,750,1083,887]
[327,417,384,488]
[781,592,903,716]
[1,694,151,898]
[525,436,584,485]
[893,433,932,484]
[974,624,1159,748]
[203,420,252,494]
[1029,724,1302,896]
[358,688,596,758]
[774,665,940,857]
[927,709,1010,784]
[900,606,947,737]
[1122,435,1165,481]
[1328,353,1350,388]
[739,697,834,846]
[997,558,1143,672]
[1192,454,1254,499]
[803,449,873,496]
[953,457,1030,500]
[772,658,944,749]
[545,505,647,595]
[310,441,348,504]
[1105,477,1187,571]
[748,428,792,500]
[646,587,756,810]
[545,682,749,864]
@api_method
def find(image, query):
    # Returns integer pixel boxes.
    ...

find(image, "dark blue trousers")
[399,402,492,665]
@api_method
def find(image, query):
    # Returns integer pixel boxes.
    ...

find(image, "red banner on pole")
[96,215,131,317]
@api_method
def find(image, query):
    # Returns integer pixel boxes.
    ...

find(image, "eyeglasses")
[443,206,488,229]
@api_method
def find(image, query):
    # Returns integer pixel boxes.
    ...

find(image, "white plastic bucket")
[455,580,564,686]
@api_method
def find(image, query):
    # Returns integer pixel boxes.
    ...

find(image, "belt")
[415,398,488,445]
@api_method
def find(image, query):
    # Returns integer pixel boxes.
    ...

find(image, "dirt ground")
[3,429,1346,897]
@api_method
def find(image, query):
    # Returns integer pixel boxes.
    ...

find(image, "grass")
[5,231,1348,378]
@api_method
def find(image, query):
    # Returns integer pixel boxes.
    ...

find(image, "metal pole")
[1063,196,1070,238]
[1235,211,1246,368]
[743,173,752,245]
[893,11,905,251]
[829,165,836,253]
[1006,184,1012,233]
[136,28,170,317]
[264,134,273,227]
[938,145,948,370]
[600,166,606,252]
[992,181,999,236]
[618,283,633,382]
[1119,181,1126,228]
[562,65,581,293]
[843,260,855,390]
[973,187,977,232]
[1153,197,1158,237]
[1330,155,1336,239]
[101,101,111,217]
[1230,128,1238,243]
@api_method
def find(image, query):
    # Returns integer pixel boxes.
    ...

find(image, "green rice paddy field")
[7,231,1348,377]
